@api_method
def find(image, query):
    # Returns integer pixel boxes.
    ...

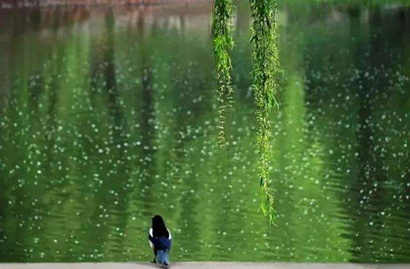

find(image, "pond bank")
[0,0,209,9]
[0,263,408,269]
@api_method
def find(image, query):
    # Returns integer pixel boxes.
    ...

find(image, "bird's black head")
[152,215,169,238]
[152,215,166,228]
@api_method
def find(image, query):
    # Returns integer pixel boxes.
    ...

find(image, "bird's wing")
[148,228,154,249]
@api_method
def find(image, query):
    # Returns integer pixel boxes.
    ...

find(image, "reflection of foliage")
[211,0,235,148]
[249,0,280,224]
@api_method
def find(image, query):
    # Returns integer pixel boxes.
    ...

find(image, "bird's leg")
[151,249,157,263]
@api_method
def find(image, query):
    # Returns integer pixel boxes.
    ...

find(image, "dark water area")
[0,1,409,263]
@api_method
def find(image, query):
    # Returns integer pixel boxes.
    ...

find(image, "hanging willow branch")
[211,0,235,148]
[249,0,280,224]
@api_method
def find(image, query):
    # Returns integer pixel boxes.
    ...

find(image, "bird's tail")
[156,250,170,266]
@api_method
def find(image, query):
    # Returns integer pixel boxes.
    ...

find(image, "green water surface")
[0,1,409,263]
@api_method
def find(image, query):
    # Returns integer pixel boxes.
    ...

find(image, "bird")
[148,215,172,267]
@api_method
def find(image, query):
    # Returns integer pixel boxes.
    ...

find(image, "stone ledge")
[0,263,409,269]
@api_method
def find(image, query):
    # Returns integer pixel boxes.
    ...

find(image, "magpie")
[149,215,172,267]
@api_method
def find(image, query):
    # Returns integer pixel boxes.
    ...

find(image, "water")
[0,1,409,263]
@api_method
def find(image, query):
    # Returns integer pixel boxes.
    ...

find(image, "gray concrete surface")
[0,263,409,269]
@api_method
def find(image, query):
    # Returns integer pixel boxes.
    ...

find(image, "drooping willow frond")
[211,0,235,148]
[211,0,280,224]
[249,0,280,224]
